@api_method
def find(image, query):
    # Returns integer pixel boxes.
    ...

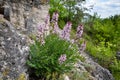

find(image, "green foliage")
[49,0,68,29]
[49,0,69,19]
[86,41,115,68]
[27,34,80,79]
[109,58,120,80]
[49,0,87,29]
[85,14,120,80]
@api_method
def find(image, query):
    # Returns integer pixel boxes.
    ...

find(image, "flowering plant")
[27,34,79,79]
[27,12,86,79]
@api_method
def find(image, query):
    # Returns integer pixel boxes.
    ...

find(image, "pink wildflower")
[60,22,72,41]
[51,12,59,23]
[76,24,83,39]
[58,54,67,64]
[53,22,62,34]
[44,14,50,36]
[45,14,50,24]
[38,24,44,36]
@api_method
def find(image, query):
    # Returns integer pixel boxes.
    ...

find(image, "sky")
[84,0,120,18]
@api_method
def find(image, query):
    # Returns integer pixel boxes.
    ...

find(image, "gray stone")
[0,0,49,35]
[116,52,120,60]
[25,17,34,34]
[0,20,29,80]
[91,64,114,80]
[4,6,10,21]
[80,52,114,80]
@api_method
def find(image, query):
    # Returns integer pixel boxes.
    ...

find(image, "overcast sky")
[84,0,120,18]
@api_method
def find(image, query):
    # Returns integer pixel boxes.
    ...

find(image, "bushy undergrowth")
[85,14,120,80]
[86,41,115,67]
[49,0,86,29]
[49,1,120,79]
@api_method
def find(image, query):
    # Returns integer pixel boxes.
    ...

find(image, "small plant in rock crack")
[27,12,86,80]
[27,34,80,79]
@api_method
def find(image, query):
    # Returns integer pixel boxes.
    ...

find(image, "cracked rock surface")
[0,20,29,80]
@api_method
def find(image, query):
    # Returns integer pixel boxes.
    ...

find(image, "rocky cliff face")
[0,0,49,80]
[78,52,114,80]
[0,0,114,80]
[0,18,29,80]
[0,0,49,35]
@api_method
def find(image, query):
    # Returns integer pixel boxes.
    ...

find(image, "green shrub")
[49,0,69,20]
[49,0,86,29]
[27,34,80,79]
[86,41,115,68]
[109,59,120,80]
[85,14,120,80]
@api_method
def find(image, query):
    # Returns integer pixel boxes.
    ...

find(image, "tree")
[49,0,88,29]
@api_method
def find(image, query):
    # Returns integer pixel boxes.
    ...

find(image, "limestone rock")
[79,52,114,80]
[61,52,114,80]
[0,0,49,35]
[0,20,29,80]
